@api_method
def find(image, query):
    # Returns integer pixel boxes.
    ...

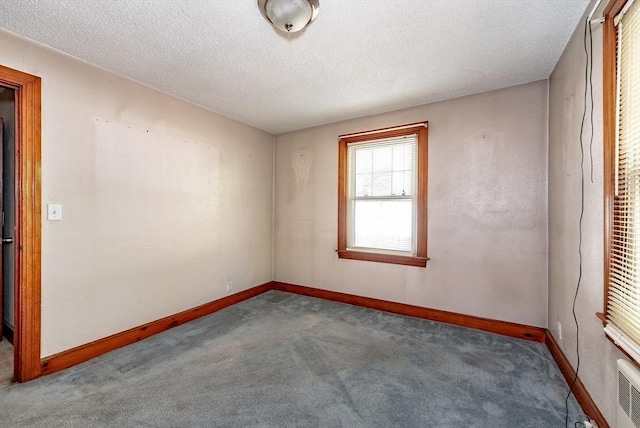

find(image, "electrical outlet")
[226,281,233,292]
[557,321,562,341]
[581,419,595,428]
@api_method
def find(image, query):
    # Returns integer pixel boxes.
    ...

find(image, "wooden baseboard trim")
[41,282,272,376]
[545,331,609,428]
[272,281,546,342]
[2,320,14,345]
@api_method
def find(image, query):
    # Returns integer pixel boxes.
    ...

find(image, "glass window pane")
[392,171,413,196]
[355,173,372,196]
[353,199,413,252]
[392,143,413,171]
[355,149,372,174]
[372,146,393,173]
[372,171,392,196]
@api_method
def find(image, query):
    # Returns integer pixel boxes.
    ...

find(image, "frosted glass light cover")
[265,0,313,33]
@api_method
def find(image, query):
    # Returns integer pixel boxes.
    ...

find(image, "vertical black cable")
[589,19,595,184]
[565,16,591,427]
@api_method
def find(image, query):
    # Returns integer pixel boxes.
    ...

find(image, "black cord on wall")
[564,15,594,428]
[589,20,595,184]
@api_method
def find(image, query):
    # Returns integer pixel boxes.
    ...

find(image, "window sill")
[598,313,640,364]
[337,249,428,267]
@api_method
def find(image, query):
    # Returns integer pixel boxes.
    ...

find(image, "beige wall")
[0,11,618,423]
[274,81,549,328]
[548,3,623,424]
[0,30,274,357]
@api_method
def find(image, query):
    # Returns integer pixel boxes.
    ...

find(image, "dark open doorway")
[0,86,16,385]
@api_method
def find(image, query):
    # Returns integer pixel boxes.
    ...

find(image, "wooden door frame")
[0,116,3,343]
[0,65,42,382]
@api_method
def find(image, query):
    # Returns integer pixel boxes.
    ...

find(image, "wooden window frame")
[603,2,624,323]
[602,0,640,359]
[337,123,428,268]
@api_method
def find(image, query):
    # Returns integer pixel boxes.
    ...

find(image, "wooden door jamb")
[0,64,42,382]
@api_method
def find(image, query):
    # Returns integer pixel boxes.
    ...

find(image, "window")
[604,0,640,360]
[338,123,428,267]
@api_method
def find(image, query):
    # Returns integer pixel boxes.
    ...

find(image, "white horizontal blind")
[346,134,417,253]
[608,0,640,347]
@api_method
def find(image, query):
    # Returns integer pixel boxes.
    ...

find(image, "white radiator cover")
[618,359,640,428]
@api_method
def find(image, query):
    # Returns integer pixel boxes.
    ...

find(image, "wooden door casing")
[0,65,41,382]
[0,116,3,342]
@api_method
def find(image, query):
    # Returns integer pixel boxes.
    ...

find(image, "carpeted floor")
[0,291,583,427]
[0,337,12,387]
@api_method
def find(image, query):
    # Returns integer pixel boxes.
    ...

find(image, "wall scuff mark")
[292,148,313,185]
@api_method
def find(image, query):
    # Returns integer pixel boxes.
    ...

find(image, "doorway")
[0,86,16,384]
[0,65,41,383]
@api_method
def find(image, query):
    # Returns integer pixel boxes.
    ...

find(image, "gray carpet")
[0,291,583,427]
[0,337,12,387]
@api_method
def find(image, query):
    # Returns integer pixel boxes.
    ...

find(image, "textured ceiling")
[0,0,589,134]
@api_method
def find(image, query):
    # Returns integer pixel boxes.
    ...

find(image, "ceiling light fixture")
[258,0,319,34]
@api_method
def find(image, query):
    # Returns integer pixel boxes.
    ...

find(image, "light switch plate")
[47,204,62,221]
